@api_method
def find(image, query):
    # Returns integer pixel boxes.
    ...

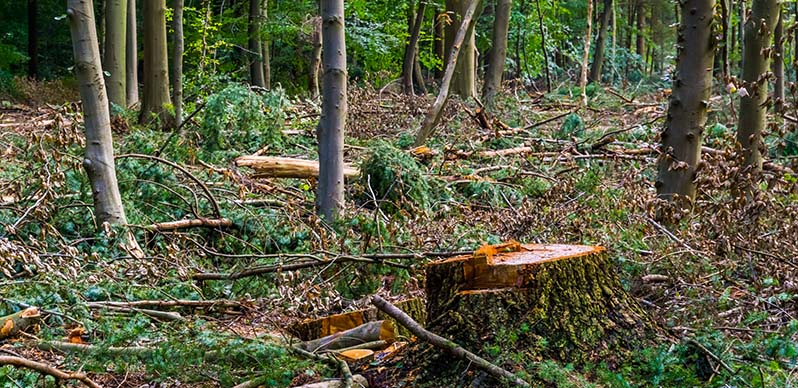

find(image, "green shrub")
[358,141,432,214]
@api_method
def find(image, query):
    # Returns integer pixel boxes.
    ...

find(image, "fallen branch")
[290,346,354,388]
[86,299,244,310]
[146,218,233,232]
[85,303,184,321]
[371,295,531,387]
[298,320,395,353]
[0,307,41,340]
[235,156,359,179]
[193,255,411,281]
[0,356,101,388]
[37,341,155,357]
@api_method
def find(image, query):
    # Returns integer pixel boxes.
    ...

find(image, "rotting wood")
[371,295,531,387]
[0,307,40,340]
[235,156,359,179]
[298,320,396,353]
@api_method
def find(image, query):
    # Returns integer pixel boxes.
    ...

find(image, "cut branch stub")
[425,244,657,365]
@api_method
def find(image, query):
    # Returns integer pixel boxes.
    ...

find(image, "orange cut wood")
[338,349,375,361]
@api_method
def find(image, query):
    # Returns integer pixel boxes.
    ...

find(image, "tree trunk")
[636,0,645,58]
[248,0,265,87]
[580,0,594,106]
[588,0,612,83]
[316,0,347,221]
[433,8,445,79]
[535,0,551,92]
[655,0,715,215]
[67,0,129,225]
[773,5,784,113]
[104,0,126,108]
[262,0,271,89]
[27,0,37,79]
[423,244,657,375]
[403,0,427,95]
[737,0,780,174]
[172,0,184,128]
[738,0,746,73]
[139,0,171,126]
[482,0,511,107]
[414,0,481,146]
[125,0,139,107]
[445,0,480,98]
[309,16,322,99]
[719,0,730,80]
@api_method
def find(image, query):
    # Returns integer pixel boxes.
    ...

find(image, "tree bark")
[588,0,612,83]
[482,0,511,107]
[67,0,129,225]
[737,0,780,174]
[655,0,715,214]
[262,0,271,89]
[317,0,347,221]
[433,8,445,79]
[236,155,359,179]
[140,0,172,126]
[172,0,184,128]
[445,0,480,98]
[535,0,551,92]
[309,16,322,99]
[773,5,784,113]
[414,0,481,146]
[27,0,37,78]
[580,0,594,106]
[248,0,265,87]
[403,0,427,95]
[104,0,126,108]
[126,0,139,106]
[636,0,645,58]
[719,0,730,80]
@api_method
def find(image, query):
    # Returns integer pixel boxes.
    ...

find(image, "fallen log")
[0,307,40,340]
[298,320,396,353]
[0,356,101,388]
[146,218,233,232]
[235,156,359,179]
[289,298,425,341]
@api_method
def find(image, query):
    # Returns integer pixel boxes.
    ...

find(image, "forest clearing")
[2,0,798,387]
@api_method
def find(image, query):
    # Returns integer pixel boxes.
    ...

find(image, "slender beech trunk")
[403,0,427,95]
[737,0,780,173]
[636,0,645,58]
[415,0,481,146]
[140,0,171,126]
[535,0,551,92]
[67,0,128,226]
[445,0,480,98]
[126,0,138,106]
[27,0,37,78]
[434,8,445,79]
[309,16,322,99]
[413,51,427,94]
[172,0,184,128]
[262,0,271,89]
[248,0,265,87]
[773,6,784,113]
[656,0,715,213]
[104,0,126,107]
[317,0,347,221]
[580,0,594,106]
[738,0,746,73]
[589,0,612,83]
[609,0,616,84]
[483,0,511,106]
[720,0,730,80]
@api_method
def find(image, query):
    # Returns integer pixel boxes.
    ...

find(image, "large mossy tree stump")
[425,243,657,365]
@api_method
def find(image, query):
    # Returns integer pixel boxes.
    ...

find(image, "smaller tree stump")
[425,243,657,365]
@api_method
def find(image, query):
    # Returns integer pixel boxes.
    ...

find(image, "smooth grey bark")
[262,0,271,89]
[309,16,322,99]
[104,0,126,107]
[737,0,780,173]
[402,0,427,95]
[125,0,138,106]
[445,0,480,97]
[316,0,347,221]
[248,0,265,87]
[482,0,511,106]
[414,0,481,146]
[140,0,171,126]
[588,0,612,83]
[773,6,784,113]
[656,0,715,211]
[580,0,593,106]
[172,0,184,128]
[67,0,128,225]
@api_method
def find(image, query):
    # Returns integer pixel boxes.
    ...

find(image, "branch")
[0,356,101,388]
[193,255,411,281]
[146,218,233,232]
[371,295,531,387]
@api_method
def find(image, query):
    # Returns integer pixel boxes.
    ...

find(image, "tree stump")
[425,243,657,365]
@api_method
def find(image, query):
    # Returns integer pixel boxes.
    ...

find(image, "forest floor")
[1,81,798,387]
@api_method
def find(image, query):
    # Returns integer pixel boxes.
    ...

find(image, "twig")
[685,338,736,375]
[371,295,531,387]
[290,346,353,388]
[0,356,101,388]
